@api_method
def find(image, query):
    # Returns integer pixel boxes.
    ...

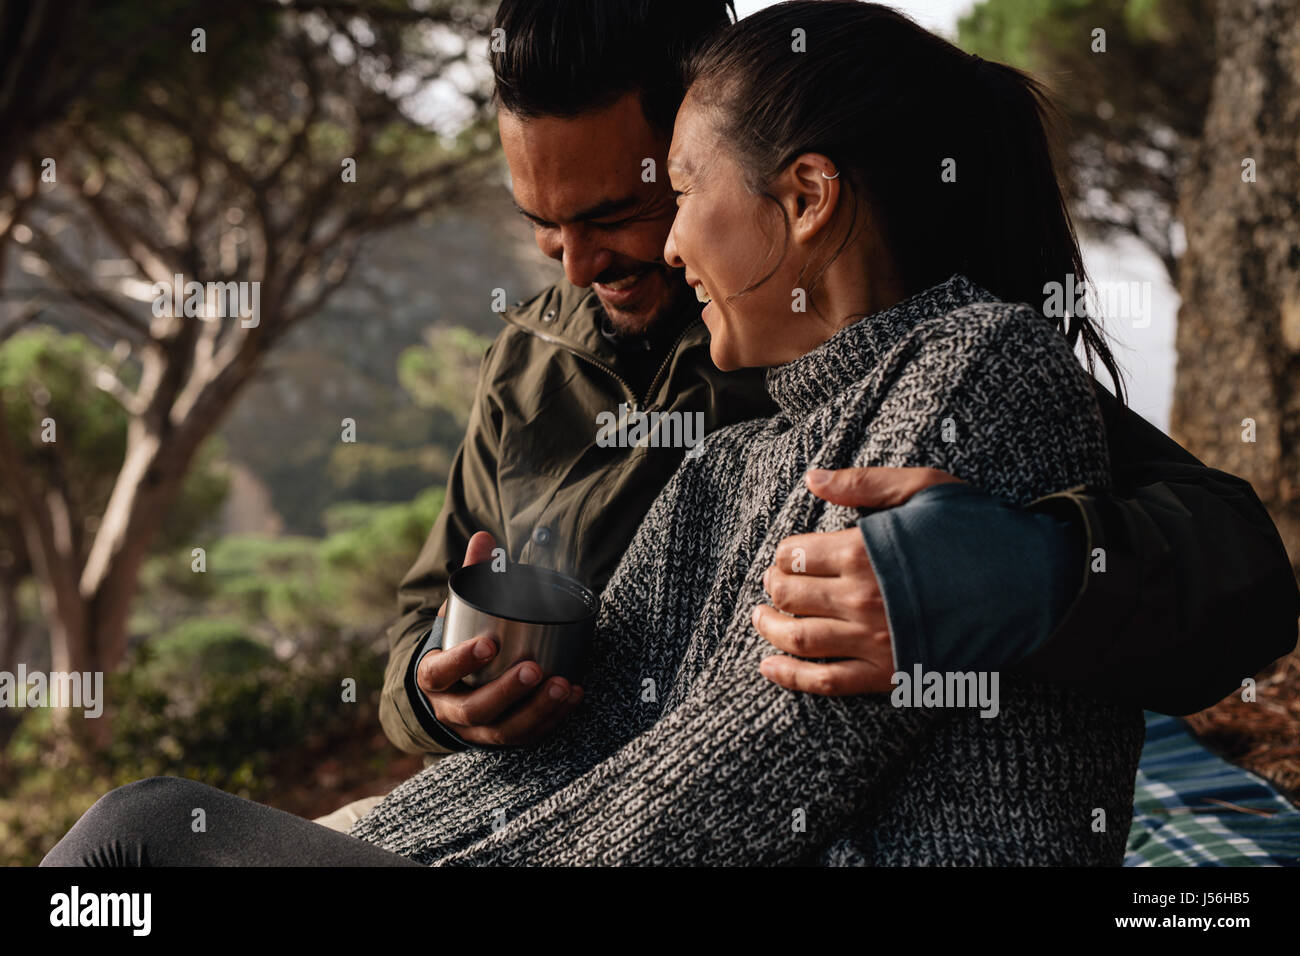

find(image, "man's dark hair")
[491,0,735,135]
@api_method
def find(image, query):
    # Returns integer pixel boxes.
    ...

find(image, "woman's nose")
[664,219,683,269]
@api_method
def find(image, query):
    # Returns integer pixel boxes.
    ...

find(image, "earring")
[821,170,840,180]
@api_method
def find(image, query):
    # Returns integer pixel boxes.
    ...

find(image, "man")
[377,0,1298,761]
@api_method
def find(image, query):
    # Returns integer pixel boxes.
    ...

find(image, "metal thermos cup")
[442,562,598,688]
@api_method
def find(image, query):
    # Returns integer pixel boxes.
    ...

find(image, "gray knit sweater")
[350,274,1145,866]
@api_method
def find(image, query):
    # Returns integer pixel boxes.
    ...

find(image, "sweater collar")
[765,274,991,420]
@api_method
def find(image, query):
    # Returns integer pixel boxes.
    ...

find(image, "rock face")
[1171,0,1300,572]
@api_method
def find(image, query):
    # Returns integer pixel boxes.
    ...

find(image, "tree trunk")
[74,355,256,677]
[78,423,170,674]
[0,565,21,676]
[1170,0,1300,574]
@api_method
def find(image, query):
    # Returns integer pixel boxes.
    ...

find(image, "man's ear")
[774,152,840,244]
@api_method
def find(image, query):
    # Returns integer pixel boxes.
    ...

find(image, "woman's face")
[664,97,816,372]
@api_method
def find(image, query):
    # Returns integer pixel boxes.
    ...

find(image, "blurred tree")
[959,0,1214,282]
[236,317,495,536]
[397,324,492,430]
[0,503,32,677]
[135,486,444,650]
[963,0,1300,572]
[0,0,283,330]
[318,486,444,630]
[1170,0,1300,574]
[0,0,478,258]
[0,2,497,684]
[0,328,229,681]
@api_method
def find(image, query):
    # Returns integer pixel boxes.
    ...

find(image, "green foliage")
[238,320,485,536]
[134,485,444,641]
[325,442,449,508]
[3,479,431,864]
[72,1,281,121]
[0,328,129,492]
[0,634,387,866]
[958,0,1213,277]
[0,328,229,558]
[958,0,1052,66]
[157,436,233,553]
[142,618,274,683]
[143,534,333,638]
[318,487,445,628]
[957,0,1189,70]
[0,0,498,866]
[107,636,381,780]
[398,324,492,429]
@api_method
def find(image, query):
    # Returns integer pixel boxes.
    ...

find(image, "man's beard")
[595,263,690,336]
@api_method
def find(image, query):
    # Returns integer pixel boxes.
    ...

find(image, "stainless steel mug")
[442,562,598,688]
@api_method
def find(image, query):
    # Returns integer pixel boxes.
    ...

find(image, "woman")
[44,1,1142,867]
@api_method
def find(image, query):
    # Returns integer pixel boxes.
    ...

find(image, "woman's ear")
[774,152,840,245]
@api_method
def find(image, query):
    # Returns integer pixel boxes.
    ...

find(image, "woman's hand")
[754,466,963,695]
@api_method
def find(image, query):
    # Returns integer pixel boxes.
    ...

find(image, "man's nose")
[558,226,611,288]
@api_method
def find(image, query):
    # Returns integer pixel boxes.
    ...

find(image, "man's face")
[500,92,685,334]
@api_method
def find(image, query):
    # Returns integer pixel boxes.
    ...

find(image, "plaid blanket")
[1126,711,1300,866]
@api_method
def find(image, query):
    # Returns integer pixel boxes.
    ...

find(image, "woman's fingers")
[752,603,889,660]
[759,654,893,696]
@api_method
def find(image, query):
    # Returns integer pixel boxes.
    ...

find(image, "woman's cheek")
[691,207,712,270]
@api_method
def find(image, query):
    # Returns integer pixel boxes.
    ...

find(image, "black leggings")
[39,776,422,867]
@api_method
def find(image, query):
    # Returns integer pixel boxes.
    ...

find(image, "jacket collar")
[765,274,994,420]
[503,277,708,369]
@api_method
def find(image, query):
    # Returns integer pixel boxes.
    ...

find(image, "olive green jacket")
[382,280,1299,755]
[380,280,776,754]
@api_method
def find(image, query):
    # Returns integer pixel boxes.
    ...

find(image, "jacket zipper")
[502,314,640,409]
[640,321,696,413]
[502,312,696,413]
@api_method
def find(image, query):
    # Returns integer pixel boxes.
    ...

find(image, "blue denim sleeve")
[857,482,1086,673]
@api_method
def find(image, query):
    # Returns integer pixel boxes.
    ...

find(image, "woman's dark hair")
[687,0,1126,404]
[491,0,736,136]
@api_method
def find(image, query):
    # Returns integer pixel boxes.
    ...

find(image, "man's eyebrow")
[512,195,642,226]
[513,201,552,225]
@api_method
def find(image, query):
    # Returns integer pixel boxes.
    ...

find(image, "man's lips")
[594,268,655,305]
